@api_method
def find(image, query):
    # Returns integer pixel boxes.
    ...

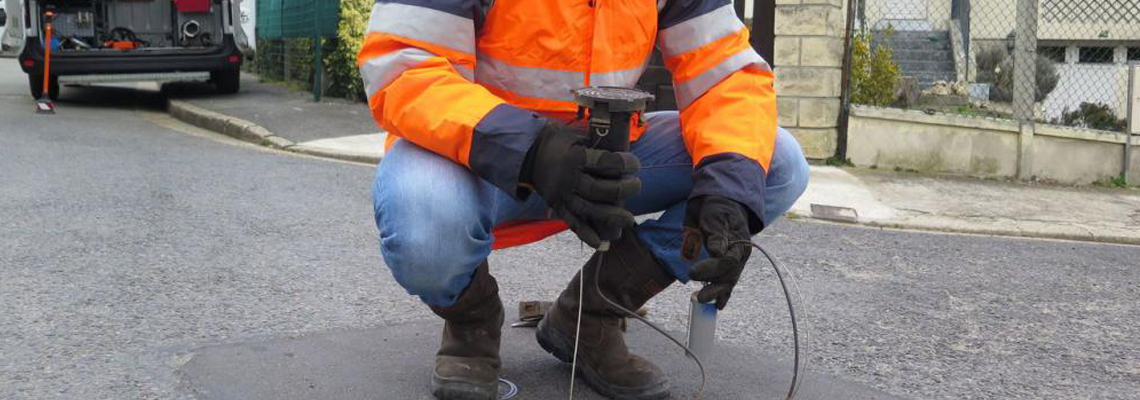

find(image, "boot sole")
[535,317,670,400]
[430,373,498,400]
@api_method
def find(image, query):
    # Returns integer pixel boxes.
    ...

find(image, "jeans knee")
[372,141,494,306]
[787,150,810,198]
[380,229,490,306]
[377,199,493,305]
[759,128,812,224]
[775,127,810,194]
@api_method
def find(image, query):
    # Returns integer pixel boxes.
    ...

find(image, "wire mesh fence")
[850,0,1139,133]
[253,0,339,100]
[255,36,334,90]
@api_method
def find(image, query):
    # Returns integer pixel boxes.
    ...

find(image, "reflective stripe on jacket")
[359,0,778,228]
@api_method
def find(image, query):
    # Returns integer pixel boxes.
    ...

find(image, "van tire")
[212,70,240,95]
[28,74,60,101]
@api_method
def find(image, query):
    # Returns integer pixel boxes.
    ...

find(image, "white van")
[1,0,251,99]
[0,6,7,47]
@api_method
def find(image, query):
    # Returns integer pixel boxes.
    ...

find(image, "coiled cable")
[569,240,807,400]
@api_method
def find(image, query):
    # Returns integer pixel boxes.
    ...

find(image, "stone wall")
[774,0,847,160]
[848,105,1140,184]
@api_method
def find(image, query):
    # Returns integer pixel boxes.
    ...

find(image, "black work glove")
[682,195,752,310]
[520,122,641,248]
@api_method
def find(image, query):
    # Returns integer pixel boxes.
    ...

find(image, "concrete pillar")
[774,0,846,160]
[1012,0,1038,180]
[1126,63,1139,185]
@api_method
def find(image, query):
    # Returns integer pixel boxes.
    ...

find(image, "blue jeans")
[373,111,810,307]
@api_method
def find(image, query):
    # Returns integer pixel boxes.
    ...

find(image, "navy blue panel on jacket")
[469,104,546,198]
[658,0,734,29]
[690,153,767,233]
[375,0,479,18]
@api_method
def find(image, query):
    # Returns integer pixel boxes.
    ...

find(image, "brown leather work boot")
[535,228,676,400]
[428,261,504,400]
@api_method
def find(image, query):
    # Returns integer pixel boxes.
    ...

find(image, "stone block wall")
[635,0,849,160]
[774,0,847,160]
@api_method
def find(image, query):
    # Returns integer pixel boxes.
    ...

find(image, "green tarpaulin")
[257,0,339,38]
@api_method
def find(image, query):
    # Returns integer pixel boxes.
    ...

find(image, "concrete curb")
[166,99,376,164]
[167,100,293,149]
[863,221,1140,247]
[289,145,381,165]
[168,99,1139,248]
[787,211,1140,246]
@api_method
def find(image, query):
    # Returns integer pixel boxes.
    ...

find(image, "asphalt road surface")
[1,61,1138,400]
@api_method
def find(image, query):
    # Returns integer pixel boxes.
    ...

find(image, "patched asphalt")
[178,320,905,400]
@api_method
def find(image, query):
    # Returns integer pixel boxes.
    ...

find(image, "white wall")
[848,105,1140,184]
[1043,62,1129,120]
[969,0,1017,40]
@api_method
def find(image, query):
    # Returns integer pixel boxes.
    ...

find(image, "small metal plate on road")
[811,204,860,223]
[517,301,551,322]
[511,301,551,327]
[178,320,908,400]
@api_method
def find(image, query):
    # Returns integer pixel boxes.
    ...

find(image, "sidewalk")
[164,72,387,163]
[791,167,1140,245]
[164,74,1140,246]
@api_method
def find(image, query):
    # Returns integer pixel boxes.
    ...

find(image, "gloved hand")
[683,195,752,310]
[521,122,641,248]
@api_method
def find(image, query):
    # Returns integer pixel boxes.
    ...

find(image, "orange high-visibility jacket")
[359,0,778,231]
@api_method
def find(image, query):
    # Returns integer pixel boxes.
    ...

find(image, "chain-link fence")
[850,0,1139,133]
[254,0,339,100]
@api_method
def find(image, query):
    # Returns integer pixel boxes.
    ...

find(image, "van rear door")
[0,0,25,57]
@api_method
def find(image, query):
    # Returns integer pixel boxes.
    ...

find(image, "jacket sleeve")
[358,0,545,196]
[658,0,778,232]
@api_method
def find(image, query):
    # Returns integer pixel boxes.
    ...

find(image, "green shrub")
[324,0,373,101]
[850,28,901,107]
[1094,174,1128,188]
[824,156,854,167]
[975,45,1006,84]
[1053,102,1127,132]
[989,54,1059,103]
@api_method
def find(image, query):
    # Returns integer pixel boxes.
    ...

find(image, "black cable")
[591,250,708,399]
[587,240,807,400]
[732,240,808,400]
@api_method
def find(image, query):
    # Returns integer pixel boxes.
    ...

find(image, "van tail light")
[22,58,35,68]
[227,55,241,64]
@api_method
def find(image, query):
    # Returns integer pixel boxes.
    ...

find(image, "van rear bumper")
[18,35,243,76]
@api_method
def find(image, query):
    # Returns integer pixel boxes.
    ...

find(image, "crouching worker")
[360,1,810,399]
